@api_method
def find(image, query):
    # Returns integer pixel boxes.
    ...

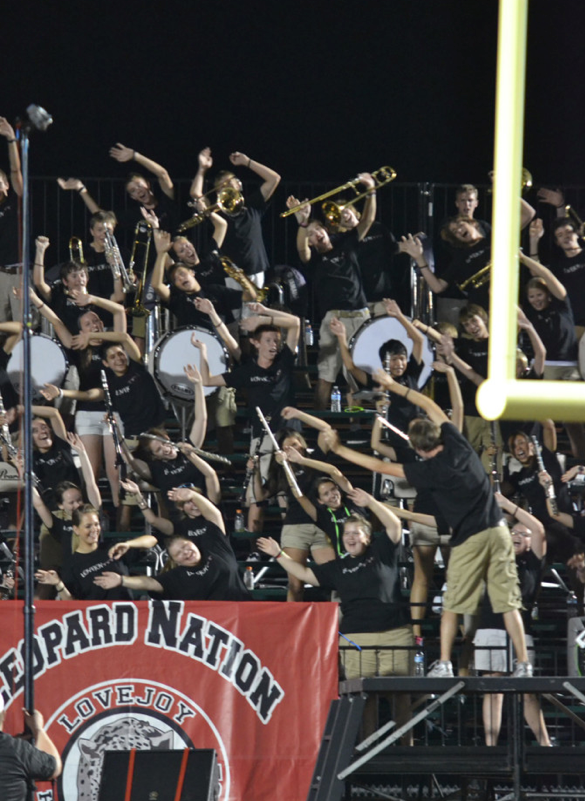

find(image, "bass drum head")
[7,334,69,401]
[150,327,228,403]
[349,315,434,387]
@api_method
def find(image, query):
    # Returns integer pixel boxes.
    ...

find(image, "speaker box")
[567,616,585,677]
[98,749,220,801]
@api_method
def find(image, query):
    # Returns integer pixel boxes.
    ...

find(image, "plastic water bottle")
[414,637,425,676]
[331,385,342,413]
[305,321,314,347]
[244,566,254,590]
[234,509,245,533]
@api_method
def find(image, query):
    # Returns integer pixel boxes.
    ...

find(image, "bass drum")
[349,315,434,388]
[8,334,69,401]
[150,326,229,403]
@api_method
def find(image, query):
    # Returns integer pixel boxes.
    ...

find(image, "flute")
[138,432,232,466]
[255,406,302,497]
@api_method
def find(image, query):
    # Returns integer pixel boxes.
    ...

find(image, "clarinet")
[101,370,127,493]
[490,421,501,494]
[531,435,558,515]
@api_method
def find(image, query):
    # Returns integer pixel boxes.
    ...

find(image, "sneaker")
[512,661,533,678]
[427,660,454,678]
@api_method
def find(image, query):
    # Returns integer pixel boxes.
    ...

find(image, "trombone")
[128,221,152,317]
[69,236,86,264]
[178,187,244,232]
[564,205,585,237]
[281,166,397,218]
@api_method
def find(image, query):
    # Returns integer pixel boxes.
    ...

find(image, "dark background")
[3,0,585,185]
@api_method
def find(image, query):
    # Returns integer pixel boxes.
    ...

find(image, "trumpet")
[221,255,269,302]
[457,262,491,293]
[178,187,244,232]
[69,236,86,264]
[104,227,134,293]
[128,221,152,317]
[282,166,397,219]
[488,167,532,194]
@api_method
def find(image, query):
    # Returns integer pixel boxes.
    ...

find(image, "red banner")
[0,601,339,801]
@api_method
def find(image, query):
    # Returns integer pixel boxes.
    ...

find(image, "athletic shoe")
[427,660,454,678]
[512,661,533,678]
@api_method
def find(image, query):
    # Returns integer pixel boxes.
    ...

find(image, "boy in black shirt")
[197,305,300,531]
[324,371,530,679]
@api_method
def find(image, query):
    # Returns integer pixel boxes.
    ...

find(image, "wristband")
[78,186,87,193]
[404,389,411,401]
[37,302,44,310]
[57,388,63,398]
[248,158,252,168]
[120,575,125,587]
[276,549,285,559]
[6,138,16,144]
[56,582,64,593]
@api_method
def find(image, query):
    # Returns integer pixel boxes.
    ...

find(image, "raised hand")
[57,177,84,192]
[168,486,196,503]
[286,195,311,225]
[257,536,281,558]
[193,297,215,316]
[198,147,213,171]
[229,151,249,167]
[66,432,86,453]
[120,478,141,495]
[383,298,403,318]
[528,218,544,240]
[372,367,394,388]
[35,235,50,253]
[35,569,60,586]
[536,187,565,208]
[153,229,172,253]
[108,542,130,560]
[184,363,202,384]
[358,172,376,189]
[71,331,91,350]
[40,383,60,402]
[190,335,207,352]
[142,207,160,229]
[69,289,91,306]
[400,234,424,260]
[109,143,134,162]
[329,317,347,340]
[347,487,370,507]
[0,117,16,140]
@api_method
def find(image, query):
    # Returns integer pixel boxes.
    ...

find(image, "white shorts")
[473,629,535,673]
[75,409,123,437]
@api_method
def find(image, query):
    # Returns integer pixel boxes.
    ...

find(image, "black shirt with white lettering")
[223,344,296,437]
[155,522,251,601]
[34,439,80,509]
[166,283,242,329]
[523,295,577,361]
[504,446,572,522]
[61,548,130,600]
[104,360,166,437]
[149,453,205,497]
[442,239,491,309]
[308,230,367,316]
[551,252,585,326]
[312,534,405,633]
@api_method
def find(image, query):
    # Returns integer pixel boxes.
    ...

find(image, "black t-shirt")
[70,347,107,413]
[33,439,79,508]
[0,188,20,267]
[220,189,270,276]
[398,446,450,533]
[479,549,543,633]
[61,548,130,600]
[104,360,167,437]
[40,510,76,569]
[403,423,503,546]
[282,446,332,526]
[365,356,423,442]
[551,252,585,326]
[523,295,578,361]
[309,230,368,316]
[157,516,219,546]
[442,239,491,309]
[193,239,229,286]
[48,283,98,335]
[223,344,296,437]
[155,521,251,600]
[0,732,56,801]
[315,500,363,556]
[312,534,405,634]
[457,335,489,416]
[149,453,205,497]
[504,446,572,522]
[166,283,242,329]
[356,222,399,301]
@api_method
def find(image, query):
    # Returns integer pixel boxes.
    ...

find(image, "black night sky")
[3,1,585,185]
